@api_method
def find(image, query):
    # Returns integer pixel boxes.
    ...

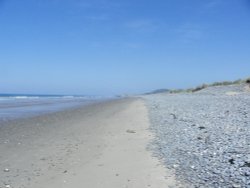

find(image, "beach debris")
[232,184,241,188]
[40,157,46,161]
[63,170,67,173]
[229,158,235,165]
[126,129,136,133]
[198,126,206,130]
[173,164,179,168]
[4,168,10,172]
[242,161,250,167]
[170,113,177,119]
[5,184,11,188]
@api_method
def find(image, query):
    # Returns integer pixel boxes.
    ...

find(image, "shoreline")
[0,98,178,188]
[0,97,109,123]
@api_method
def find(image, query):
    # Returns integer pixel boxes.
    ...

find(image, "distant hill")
[145,89,170,95]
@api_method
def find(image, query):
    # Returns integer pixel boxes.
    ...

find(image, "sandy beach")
[0,98,178,188]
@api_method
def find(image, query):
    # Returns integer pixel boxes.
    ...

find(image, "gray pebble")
[142,84,250,187]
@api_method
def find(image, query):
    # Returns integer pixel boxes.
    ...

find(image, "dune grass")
[190,78,249,93]
[146,77,250,95]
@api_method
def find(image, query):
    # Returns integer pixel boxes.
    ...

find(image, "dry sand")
[0,98,178,188]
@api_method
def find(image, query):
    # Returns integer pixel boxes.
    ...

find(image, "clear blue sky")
[0,0,250,95]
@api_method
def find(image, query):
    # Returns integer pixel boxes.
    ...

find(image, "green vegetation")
[191,84,208,92]
[147,77,250,95]
[146,89,170,94]
[169,89,185,94]
[191,78,250,93]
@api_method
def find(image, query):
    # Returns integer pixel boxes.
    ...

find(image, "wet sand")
[0,98,178,188]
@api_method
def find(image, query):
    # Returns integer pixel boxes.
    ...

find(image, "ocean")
[0,94,107,122]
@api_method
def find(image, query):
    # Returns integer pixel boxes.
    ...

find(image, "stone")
[4,168,9,172]
[126,130,136,133]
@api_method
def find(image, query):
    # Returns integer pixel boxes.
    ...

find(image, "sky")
[0,0,250,95]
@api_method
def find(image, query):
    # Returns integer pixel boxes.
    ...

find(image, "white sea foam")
[0,96,99,121]
[14,96,29,99]
[62,96,74,99]
[11,96,40,100]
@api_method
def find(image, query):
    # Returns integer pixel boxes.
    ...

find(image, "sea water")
[0,94,106,122]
